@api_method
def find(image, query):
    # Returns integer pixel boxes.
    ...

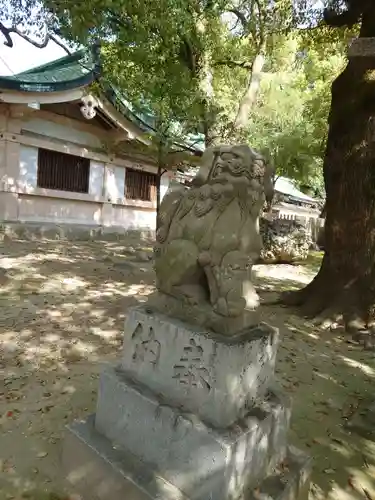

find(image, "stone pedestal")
[63,307,311,500]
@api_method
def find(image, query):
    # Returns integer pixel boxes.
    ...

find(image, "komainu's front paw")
[156,226,170,244]
[214,296,246,317]
[226,298,246,316]
[214,297,228,316]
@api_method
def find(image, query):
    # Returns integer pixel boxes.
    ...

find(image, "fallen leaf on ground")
[323,468,335,474]
[363,488,373,500]
[347,476,356,490]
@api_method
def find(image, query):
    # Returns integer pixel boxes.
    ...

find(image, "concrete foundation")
[0,221,155,242]
[63,308,311,499]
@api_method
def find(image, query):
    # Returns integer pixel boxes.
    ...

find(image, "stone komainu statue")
[154,144,274,328]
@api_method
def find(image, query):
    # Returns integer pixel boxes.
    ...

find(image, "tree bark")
[233,49,265,130]
[282,19,375,332]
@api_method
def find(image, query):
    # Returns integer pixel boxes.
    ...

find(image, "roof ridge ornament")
[80,94,98,119]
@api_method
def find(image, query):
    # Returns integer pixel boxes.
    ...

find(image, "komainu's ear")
[230,144,254,165]
[192,146,221,186]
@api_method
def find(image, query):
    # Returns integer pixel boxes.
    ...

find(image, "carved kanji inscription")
[131,323,161,368]
[173,338,211,392]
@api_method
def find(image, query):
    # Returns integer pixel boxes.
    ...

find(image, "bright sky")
[0,34,66,76]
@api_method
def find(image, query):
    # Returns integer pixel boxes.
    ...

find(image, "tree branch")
[227,8,256,40]
[107,9,132,30]
[215,60,252,69]
[0,22,71,54]
[253,0,265,48]
[297,21,327,32]
[167,135,204,154]
[228,9,248,30]
[0,22,13,47]
[323,6,361,28]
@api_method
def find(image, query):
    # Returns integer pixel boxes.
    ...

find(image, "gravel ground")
[1,239,374,500]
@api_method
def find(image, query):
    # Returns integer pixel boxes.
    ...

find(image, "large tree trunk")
[282,23,375,332]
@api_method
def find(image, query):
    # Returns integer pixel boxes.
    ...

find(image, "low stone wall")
[259,217,312,263]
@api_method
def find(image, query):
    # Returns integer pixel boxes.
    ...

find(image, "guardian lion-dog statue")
[149,144,274,335]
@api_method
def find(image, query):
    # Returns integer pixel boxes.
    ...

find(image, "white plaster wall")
[112,205,156,230]
[89,160,105,198]
[22,117,102,148]
[160,173,170,201]
[0,192,19,220]
[13,192,157,230]
[18,195,102,225]
[105,165,125,203]
[19,145,38,190]
[0,137,6,181]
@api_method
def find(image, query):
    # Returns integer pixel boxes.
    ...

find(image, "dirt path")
[1,240,374,500]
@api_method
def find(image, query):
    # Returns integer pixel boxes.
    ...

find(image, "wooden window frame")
[37,148,90,194]
[125,168,157,203]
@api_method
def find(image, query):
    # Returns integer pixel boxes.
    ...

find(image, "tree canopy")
[0,0,357,194]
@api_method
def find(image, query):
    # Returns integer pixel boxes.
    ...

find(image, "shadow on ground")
[0,237,154,498]
[0,243,374,500]
[254,259,375,500]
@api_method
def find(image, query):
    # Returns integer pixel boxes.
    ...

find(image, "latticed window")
[125,168,157,202]
[37,148,90,193]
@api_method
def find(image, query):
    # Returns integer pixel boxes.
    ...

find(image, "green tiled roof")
[0,50,97,92]
[0,47,204,154]
[103,85,205,153]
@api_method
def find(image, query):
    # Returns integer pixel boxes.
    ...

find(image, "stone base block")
[63,415,186,500]
[63,417,310,500]
[95,365,290,500]
[121,307,279,428]
[247,447,312,500]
